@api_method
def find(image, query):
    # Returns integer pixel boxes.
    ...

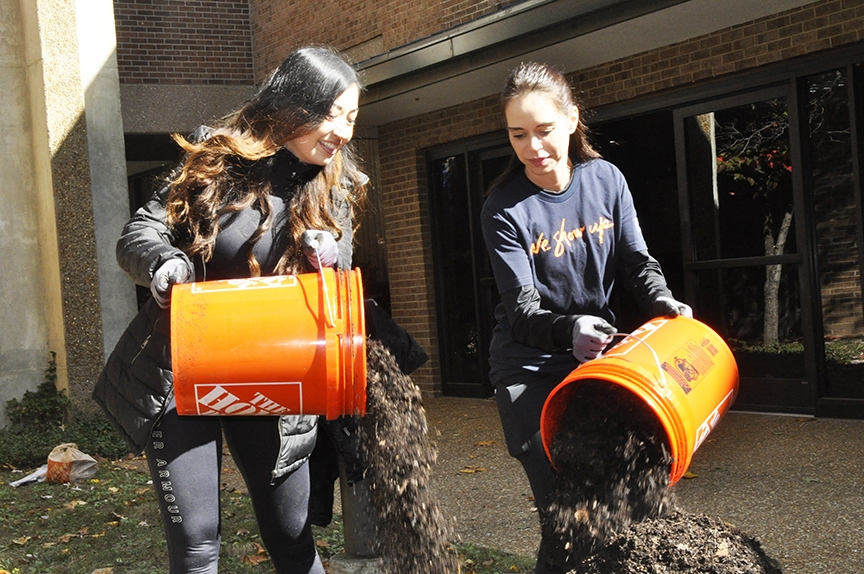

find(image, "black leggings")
[144,398,324,574]
[495,375,568,574]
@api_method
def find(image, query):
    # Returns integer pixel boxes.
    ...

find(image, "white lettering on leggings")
[152,434,182,524]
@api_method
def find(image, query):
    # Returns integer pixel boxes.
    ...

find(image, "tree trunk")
[763,210,794,345]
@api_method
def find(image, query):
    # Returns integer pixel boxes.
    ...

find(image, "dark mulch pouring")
[547,379,783,574]
[359,339,458,574]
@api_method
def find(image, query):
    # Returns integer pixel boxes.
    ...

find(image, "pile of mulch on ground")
[358,339,457,574]
[576,509,783,574]
[546,379,782,573]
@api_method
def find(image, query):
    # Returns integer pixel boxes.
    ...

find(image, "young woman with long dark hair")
[94,45,366,573]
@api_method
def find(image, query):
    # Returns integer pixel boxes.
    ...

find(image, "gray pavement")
[422,396,864,574]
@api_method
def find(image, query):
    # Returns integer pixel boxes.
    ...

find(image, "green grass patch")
[455,542,536,573]
[0,354,536,573]
[0,460,171,573]
[0,461,535,573]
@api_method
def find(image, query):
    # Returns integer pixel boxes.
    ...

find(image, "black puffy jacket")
[93,138,354,479]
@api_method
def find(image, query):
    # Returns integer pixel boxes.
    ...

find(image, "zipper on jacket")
[130,316,161,366]
[271,419,281,485]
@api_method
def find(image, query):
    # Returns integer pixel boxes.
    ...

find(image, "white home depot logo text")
[193,382,301,415]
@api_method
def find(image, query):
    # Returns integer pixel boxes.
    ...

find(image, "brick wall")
[814,172,864,338]
[377,99,501,394]
[114,0,254,84]
[248,0,521,82]
[375,0,864,394]
[571,0,864,109]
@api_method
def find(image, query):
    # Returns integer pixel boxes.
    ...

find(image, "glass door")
[428,141,510,397]
[804,65,864,415]
[674,86,817,414]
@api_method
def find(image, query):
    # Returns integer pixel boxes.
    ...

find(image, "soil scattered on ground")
[578,509,783,574]
[546,380,782,573]
[359,339,457,574]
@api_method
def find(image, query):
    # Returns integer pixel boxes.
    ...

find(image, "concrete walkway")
[423,396,864,574]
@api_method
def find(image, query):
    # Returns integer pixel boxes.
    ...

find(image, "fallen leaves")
[459,465,487,474]
[461,556,498,573]
[55,527,90,543]
[241,542,270,565]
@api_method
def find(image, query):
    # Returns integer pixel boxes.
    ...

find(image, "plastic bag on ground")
[9,464,48,487]
[46,443,98,483]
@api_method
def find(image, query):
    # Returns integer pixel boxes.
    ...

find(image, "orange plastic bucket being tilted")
[540,316,738,485]
[170,268,366,420]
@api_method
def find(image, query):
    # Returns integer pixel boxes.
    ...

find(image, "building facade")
[2,0,863,425]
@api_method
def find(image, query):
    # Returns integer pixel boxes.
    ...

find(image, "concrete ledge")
[120,84,256,134]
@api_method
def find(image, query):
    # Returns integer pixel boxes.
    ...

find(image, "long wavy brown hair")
[165,46,367,276]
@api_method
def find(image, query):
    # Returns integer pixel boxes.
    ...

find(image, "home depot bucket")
[170,268,366,419]
[540,316,738,485]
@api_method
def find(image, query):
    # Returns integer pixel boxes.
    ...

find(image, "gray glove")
[301,230,338,270]
[150,259,190,308]
[653,296,693,318]
[572,315,615,363]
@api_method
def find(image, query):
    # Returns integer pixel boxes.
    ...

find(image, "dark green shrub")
[5,352,70,431]
[0,352,127,468]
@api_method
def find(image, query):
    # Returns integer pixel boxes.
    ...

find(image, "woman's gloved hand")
[301,230,338,269]
[150,259,190,308]
[572,315,616,363]
[653,296,693,318]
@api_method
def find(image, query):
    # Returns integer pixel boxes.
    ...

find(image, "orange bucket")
[170,268,366,419]
[540,316,738,485]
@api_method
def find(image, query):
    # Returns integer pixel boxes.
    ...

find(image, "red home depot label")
[191,382,302,416]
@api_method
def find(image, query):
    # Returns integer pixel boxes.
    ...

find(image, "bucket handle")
[312,245,336,329]
[609,331,668,389]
